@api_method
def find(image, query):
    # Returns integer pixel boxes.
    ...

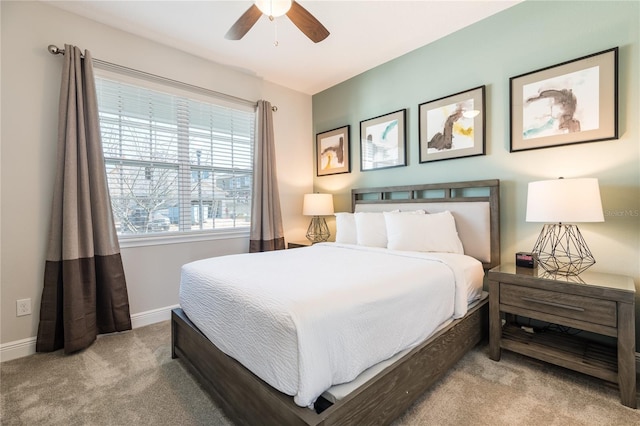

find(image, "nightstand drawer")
[500,283,617,327]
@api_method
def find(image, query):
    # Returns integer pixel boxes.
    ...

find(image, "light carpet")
[1,321,637,425]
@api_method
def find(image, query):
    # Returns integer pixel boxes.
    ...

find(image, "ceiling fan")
[225,0,330,43]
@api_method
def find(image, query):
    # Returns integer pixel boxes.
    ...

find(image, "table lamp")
[303,193,334,243]
[526,177,604,275]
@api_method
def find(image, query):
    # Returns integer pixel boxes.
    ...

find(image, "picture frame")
[360,109,407,171]
[510,47,618,152]
[419,86,486,163]
[316,125,351,176]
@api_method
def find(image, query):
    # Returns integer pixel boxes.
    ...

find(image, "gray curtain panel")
[36,45,132,354]
[249,100,285,252]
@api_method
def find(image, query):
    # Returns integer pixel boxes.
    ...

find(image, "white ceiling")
[48,0,521,95]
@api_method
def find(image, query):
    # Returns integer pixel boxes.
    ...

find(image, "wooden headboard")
[351,179,500,270]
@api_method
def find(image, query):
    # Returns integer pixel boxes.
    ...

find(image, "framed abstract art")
[419,86,486,163]
[510,47,618,152]
[360,109,407,171]
[316,125,350,176]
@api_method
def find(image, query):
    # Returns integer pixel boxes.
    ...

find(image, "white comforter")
[179,243,483,408]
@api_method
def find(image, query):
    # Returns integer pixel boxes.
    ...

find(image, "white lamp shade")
[526,178,604,223]
[303,193,334,216]
[255,0,292,17]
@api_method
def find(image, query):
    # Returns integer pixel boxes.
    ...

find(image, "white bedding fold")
[179,243,483,408]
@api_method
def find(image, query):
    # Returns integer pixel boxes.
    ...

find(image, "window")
[94,70,255,240]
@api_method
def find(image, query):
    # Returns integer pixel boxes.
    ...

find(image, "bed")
[171,179,500,425]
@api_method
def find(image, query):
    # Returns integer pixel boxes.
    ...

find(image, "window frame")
[93,66,255,248]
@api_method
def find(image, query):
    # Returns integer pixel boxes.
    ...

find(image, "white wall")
[0,1,313,355]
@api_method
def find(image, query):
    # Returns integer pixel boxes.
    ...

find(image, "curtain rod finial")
[48,45,62,55]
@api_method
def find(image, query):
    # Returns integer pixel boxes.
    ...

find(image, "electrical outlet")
[16,298,32,316]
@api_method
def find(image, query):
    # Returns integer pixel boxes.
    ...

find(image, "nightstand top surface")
[489,264,635,293]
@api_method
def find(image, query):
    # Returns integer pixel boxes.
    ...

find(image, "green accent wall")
[312,1,640,342]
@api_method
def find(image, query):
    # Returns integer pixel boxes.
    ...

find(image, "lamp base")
[531,224,596,276]
[306,216,330,243]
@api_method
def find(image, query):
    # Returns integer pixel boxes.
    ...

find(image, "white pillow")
[354,212,387,247]
[384,210,464,254]
[334,212,357,244]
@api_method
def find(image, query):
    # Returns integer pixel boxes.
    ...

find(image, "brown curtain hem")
[249,237,285,253]
[36,254,132,354]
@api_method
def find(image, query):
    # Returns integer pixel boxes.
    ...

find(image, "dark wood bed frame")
[171,179,500,425]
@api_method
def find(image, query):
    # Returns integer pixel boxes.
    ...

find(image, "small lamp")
[526,177,604,275]
[303,193,334,243]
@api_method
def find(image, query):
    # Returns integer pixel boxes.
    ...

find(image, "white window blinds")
[94,74,255,238]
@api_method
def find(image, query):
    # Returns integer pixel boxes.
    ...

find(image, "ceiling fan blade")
[225,4,263,40]
[286,1,330,43]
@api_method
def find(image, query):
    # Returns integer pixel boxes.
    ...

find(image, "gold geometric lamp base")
[531,223,596,276]
[306,216,330,243]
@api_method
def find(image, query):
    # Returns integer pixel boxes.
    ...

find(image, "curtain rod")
[47,45,277,112]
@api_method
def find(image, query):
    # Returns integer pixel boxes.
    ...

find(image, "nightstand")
[287,240,313,249]
[488,264,636,408]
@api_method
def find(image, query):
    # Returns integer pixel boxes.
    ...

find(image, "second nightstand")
[488,264,636,408]
[287,240,313,249]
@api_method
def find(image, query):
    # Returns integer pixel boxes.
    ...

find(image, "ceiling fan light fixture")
[255,0,292,18]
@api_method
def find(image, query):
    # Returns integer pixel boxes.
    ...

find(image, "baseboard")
[130,304,179,329]
[0,304,179,363]
[0,337,38,364]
